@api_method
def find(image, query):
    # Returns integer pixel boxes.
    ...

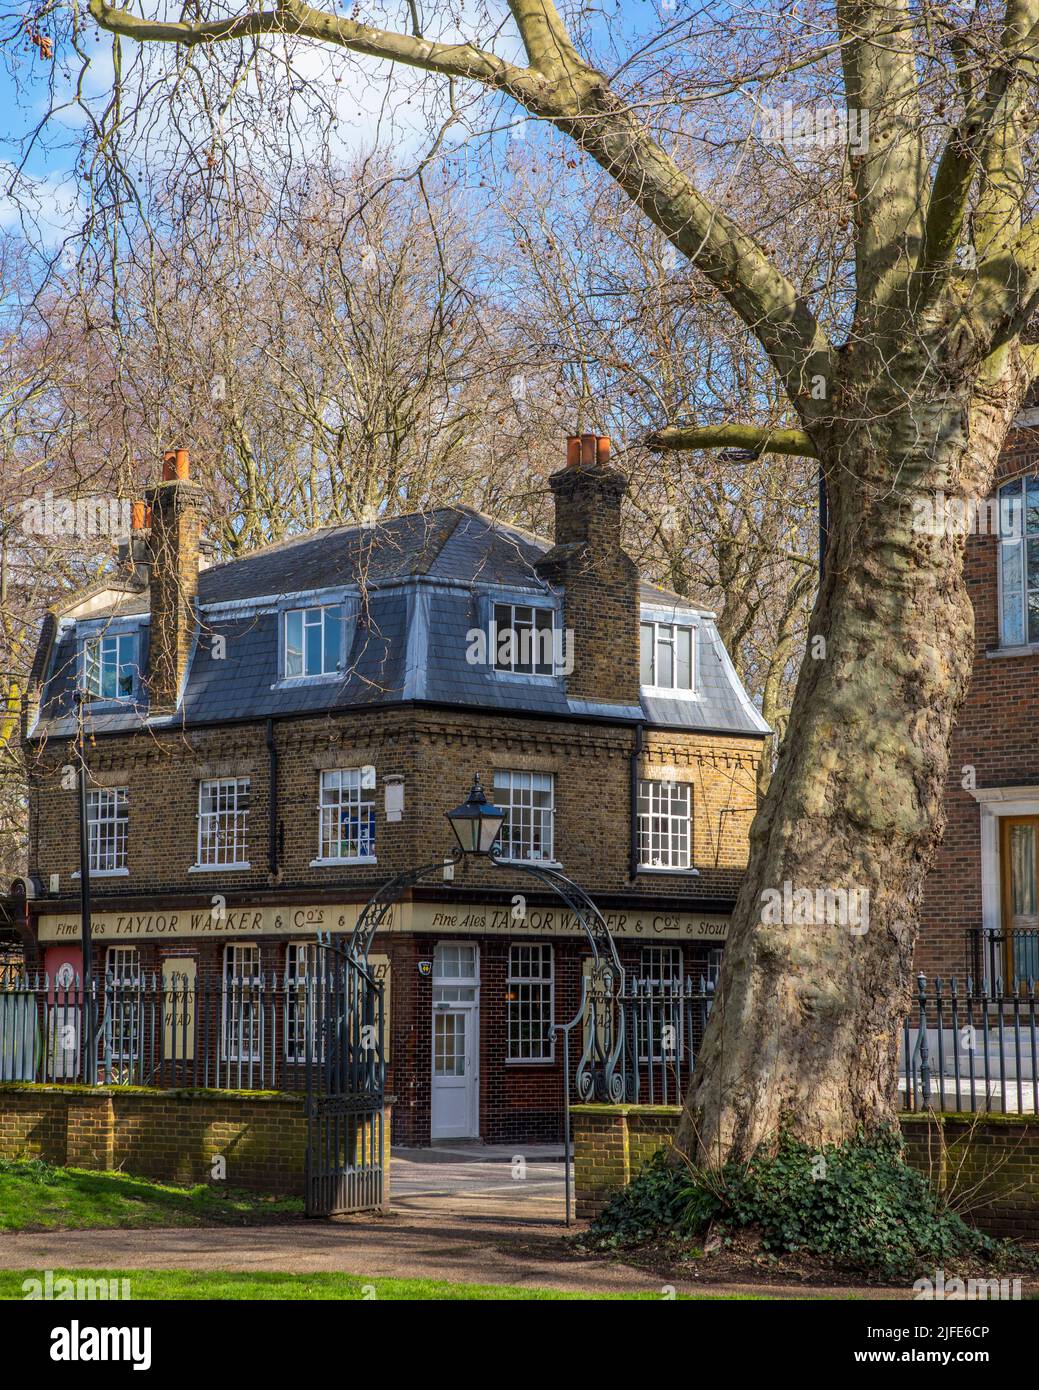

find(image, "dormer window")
[83,633,137,701]
[493,603,556,676]
[640,620,694,692]
[285,604,343,678]
[998,475,1036,647]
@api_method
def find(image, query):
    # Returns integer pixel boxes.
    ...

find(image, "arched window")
[998,475,1035,646]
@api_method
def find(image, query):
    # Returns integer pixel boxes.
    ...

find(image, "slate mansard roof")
[29,506,771,740]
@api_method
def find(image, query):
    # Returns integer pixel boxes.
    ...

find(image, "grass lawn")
[0,1268,758,1300]
[0,1158,303,1231]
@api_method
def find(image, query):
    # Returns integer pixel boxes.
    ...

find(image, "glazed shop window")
[507,943,554,1062]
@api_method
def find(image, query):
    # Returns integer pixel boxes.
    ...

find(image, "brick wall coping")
[900,1111,1039,1128]
[0,1082,303,1104]
[571,1103,682,1117]
[572,1104,1039,1129]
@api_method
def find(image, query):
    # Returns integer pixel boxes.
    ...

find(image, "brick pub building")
[16,436,767,1145]
[919,391,1039,987]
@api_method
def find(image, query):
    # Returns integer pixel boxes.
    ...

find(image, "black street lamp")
[445,774,506,856]
[73,690,95,1084]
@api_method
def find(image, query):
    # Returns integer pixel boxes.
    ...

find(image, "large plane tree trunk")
[677,355,1030,1165]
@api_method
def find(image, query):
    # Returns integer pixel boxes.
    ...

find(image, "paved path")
[391,1145,567,1224]
[0,1213,907,1299]
[0,1146,908,1299]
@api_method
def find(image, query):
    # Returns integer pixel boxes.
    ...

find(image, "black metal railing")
[615,976,715,1105]
[965,927,1039,989]
[0,968,384,1094]
[902,973,1039,1114]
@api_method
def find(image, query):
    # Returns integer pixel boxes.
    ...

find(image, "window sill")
[497,858,564,870]
[640,685,701,700]
[505,1057,557,1067]
[271,672,344,689]
[71,868,129,879]
[309,855,378,867]
[188,862,251,873]
[489,669,562,683]
[985,644,1039,660]
[636,866,700,877]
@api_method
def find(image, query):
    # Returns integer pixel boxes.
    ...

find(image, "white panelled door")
[431,943,479,1140]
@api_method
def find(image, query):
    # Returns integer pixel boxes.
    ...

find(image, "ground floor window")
[638,945,684,1062]
[507,943,554,1062]
[104,945,140,1062]
[284,942,321,1063]
[222,944,261,1062]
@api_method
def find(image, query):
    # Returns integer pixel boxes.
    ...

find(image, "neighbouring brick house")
[918,390,1039,988]
[15,435,768,1145]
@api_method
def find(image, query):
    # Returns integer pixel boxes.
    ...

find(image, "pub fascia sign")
[37,901,728,943]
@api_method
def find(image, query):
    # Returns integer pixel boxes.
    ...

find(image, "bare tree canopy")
[3,0,1039,1162]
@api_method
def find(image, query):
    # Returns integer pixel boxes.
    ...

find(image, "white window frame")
[492,770,557,865]
[506,943,555,1063]
[492,602,558,677]
[193,777,251,870]
[639,945,684,1063]
[637,779,693,871]
[284,942,322,1064]
[105,946,141,1062]
[222,943,262,1063]
[997,475,1035,648]
[283,603,344,679]
[85,788,129,875]
[640,619,695,694]
[313,768,377,865]
[83,631,137,701]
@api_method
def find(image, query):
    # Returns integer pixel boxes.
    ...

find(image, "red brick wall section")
[573,1104,1039,1237]
[918,425,1039,980]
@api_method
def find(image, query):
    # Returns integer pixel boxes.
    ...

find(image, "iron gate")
[304,939,386,1217]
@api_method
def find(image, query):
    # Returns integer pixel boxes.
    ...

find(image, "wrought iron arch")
[334,846,626,1105]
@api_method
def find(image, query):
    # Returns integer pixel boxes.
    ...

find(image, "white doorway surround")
[431,942,480,1141]
[968,785,1039,978]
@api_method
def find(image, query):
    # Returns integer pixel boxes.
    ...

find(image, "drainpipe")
[266,718,279,878]
[629,721,645,881]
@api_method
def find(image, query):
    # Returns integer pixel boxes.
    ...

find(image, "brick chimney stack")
[535,433,640,705]
[146,448,203,714]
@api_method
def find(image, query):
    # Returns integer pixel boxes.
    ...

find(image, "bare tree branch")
[645,423,817,457]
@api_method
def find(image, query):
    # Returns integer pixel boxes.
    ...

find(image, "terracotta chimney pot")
[162,448,191,482]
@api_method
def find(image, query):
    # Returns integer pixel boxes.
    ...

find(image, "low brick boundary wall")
[573,1103,1039,1237]
[901,1113,1039,1239]
[0,1084,308,1196]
